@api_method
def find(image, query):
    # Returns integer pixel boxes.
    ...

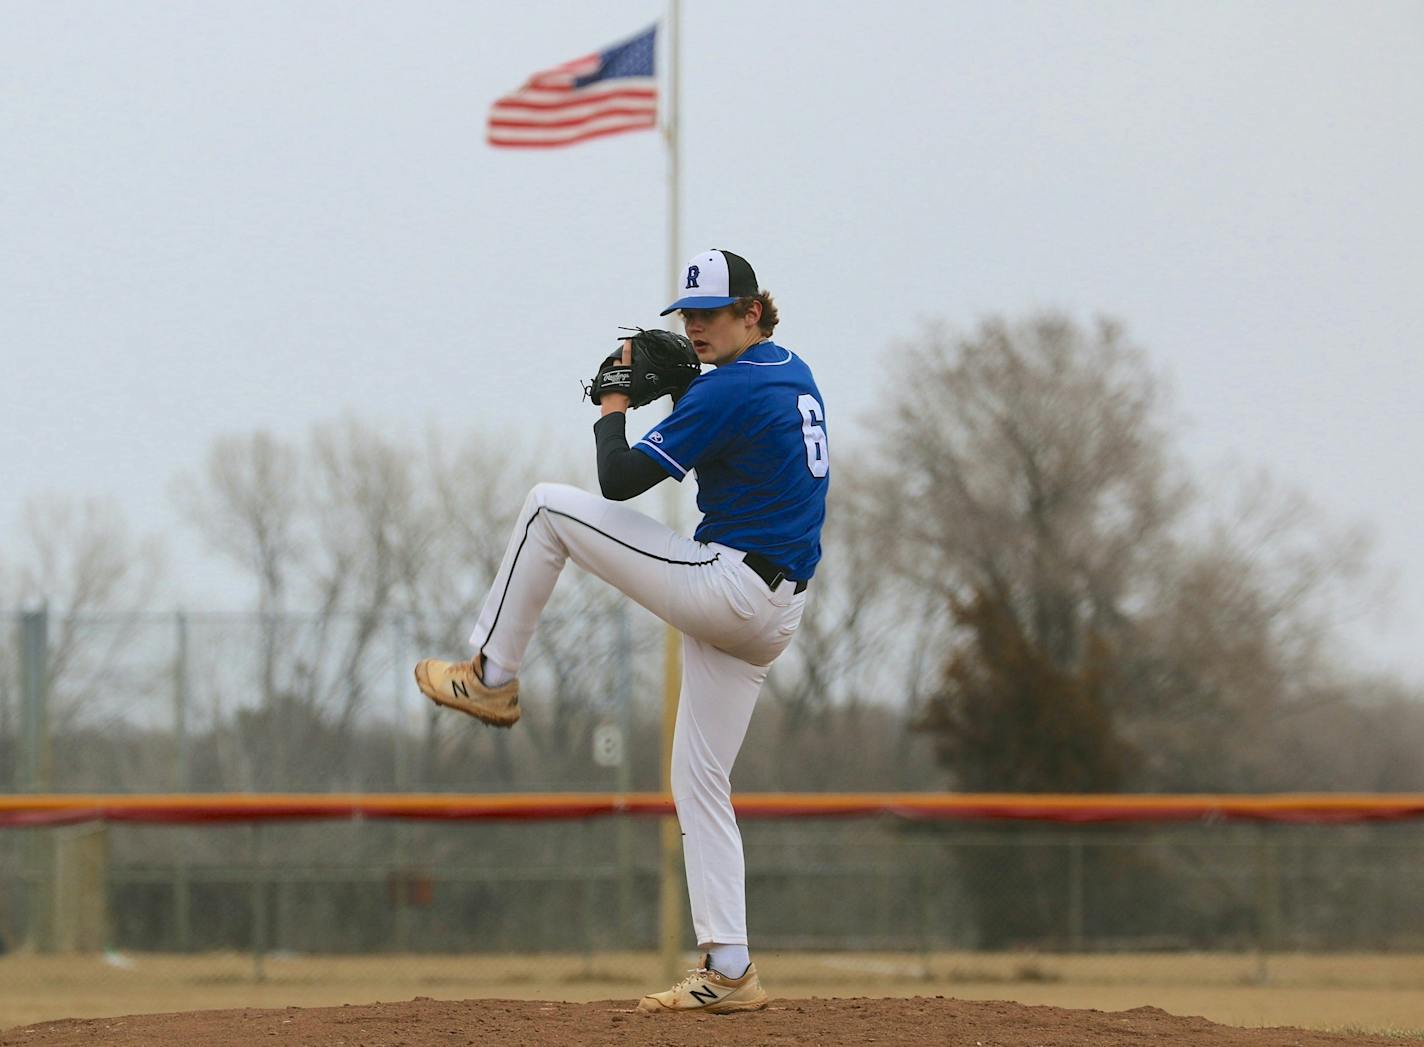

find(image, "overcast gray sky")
[3,1,1422,682]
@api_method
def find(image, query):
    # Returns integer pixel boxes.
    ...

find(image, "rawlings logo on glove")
[586,328,701,409]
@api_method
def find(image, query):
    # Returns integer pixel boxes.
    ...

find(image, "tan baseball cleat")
[636,958,769,1014]
[413,658,520,727]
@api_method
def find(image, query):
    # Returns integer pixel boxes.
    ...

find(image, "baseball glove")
[587,327,701,409]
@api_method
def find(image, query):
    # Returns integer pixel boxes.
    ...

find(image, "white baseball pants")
[467,482,807,947]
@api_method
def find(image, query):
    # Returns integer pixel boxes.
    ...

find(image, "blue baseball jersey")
[633,341,828,579]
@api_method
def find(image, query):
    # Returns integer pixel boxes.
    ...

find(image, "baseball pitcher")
[414,249,829,1013]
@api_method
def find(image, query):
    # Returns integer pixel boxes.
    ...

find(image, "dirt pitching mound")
[1,995,1413,1047]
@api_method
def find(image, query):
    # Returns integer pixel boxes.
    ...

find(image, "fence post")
[251,824,267,982]
[52,824,109,952]
[261,611,282,789]
[658,612,686,983]
[395,612,415,790]
[19,607,50,794]
[916,849,932,979]
[172,611,192,952]
[19,607,54,953]
[1253,824,1280,984]
[393,612,412,953]
[614,604,634,945]
[581,819,596,977]
[1067,836,1085,951]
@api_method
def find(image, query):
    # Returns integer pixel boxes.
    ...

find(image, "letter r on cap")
[685,265,700,289]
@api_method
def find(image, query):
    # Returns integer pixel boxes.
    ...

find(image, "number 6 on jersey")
[798,394,829,478]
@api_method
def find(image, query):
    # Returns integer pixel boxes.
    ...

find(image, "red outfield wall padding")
[2,793,1423,828]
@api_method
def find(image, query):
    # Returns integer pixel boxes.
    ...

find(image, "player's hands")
[586,329,698,411]
[597,341,633,416]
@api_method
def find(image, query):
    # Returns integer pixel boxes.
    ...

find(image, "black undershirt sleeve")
[594,412,672,501]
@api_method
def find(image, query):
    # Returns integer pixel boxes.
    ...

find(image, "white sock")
[707,944,750,978]
[480,655,515,688]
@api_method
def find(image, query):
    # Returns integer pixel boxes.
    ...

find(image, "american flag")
[487,25,658,149]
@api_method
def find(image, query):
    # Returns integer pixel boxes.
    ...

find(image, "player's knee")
[527,481,585,509]
[670,759,694,802]
[671,755,728,804]
[523,482,561,520]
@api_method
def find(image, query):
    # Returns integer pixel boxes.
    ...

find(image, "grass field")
[2,951,1422,1037]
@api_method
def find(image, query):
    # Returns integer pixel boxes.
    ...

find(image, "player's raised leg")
[415,482,753,723]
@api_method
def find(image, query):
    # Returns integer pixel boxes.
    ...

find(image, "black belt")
[742,552,808,594]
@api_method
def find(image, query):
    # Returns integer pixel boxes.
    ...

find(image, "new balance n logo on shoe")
[636,960,767,1013]
[414,658,521,729]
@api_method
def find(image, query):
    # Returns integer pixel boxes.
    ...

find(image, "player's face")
[680,304,762,366]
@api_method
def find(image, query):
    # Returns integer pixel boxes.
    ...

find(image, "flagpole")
[657,0,685,986]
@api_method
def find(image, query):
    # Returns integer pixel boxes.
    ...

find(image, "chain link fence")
[2,610,1422,959]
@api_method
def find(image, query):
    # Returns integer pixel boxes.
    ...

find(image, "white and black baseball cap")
[660,249,758,315]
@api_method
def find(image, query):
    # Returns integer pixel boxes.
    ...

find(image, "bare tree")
[870,311,1391,797]
[399,426,629,785]
[0,494,166,786]
[1122,472,1376,789]
[173,431,305,788]
[759,462,948,788]
[173,431,302,616]
[172,417,640,791]
[6,494,165,616]
[858,313,1224,946]
[869,313,1185,668]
